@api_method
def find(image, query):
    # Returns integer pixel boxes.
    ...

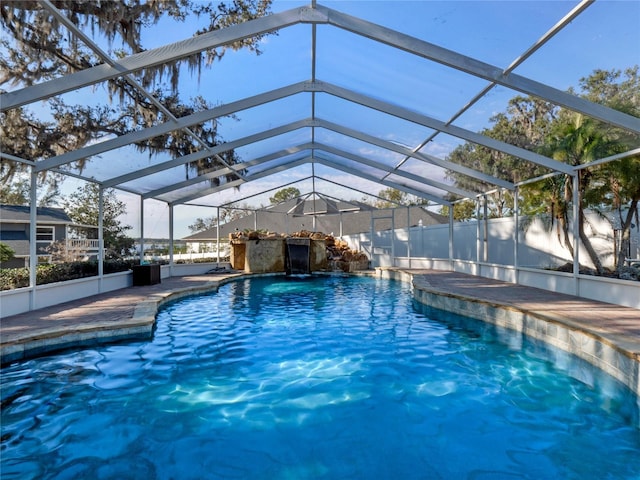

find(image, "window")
[36,226,54,242]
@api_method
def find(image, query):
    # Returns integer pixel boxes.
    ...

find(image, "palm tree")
[542,113,622,275]
[602,155,640,272]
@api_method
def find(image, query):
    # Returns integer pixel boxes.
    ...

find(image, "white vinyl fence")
[342,213,640,308]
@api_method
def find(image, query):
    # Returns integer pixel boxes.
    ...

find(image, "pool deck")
[2,270,639,388]
[407,269,640,354]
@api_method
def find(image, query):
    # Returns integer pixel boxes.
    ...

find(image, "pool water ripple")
[1,275,639,479]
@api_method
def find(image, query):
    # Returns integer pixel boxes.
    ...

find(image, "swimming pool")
[1,275,639,479]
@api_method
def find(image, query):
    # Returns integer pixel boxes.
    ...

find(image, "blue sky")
[27,0,639,238]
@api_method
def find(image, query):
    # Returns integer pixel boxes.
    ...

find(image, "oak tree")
[1,0,272,186]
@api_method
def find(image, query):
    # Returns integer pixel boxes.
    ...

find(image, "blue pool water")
[1,275,639,479]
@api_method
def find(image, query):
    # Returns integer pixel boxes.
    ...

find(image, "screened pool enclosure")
[1,1,639,307]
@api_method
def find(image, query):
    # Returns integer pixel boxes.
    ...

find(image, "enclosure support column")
[216,207,221,265]
[29,167,37,310]
[169,204,174,276]
[98,185,104,292]
[339,212,343,238]
[406,206,411,266]
[139,197,144,264]
[254,211,258,231]
[513,187,519,285]
[370,210,374,267]
[572,173,580,296]
[449,206,454,270]
[483,194,488,264]
[391,209,396,266]
[476,197,481,275]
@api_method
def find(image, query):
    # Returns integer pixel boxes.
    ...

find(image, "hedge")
[0,259,137,291]
[0,257,228,291]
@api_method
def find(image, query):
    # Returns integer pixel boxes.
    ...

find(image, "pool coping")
[1,269,639,398]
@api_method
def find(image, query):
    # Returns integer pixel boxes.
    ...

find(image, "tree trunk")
[617,199,639,274]
[577,206,605,275]
[571,169,605,275]
[557,210,574,258]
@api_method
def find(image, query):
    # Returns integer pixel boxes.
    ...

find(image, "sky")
[9,0,640,239]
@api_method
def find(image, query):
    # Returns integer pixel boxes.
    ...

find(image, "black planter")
[132,264,161,286]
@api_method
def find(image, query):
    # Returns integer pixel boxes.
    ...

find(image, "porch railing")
[66,239,101,251]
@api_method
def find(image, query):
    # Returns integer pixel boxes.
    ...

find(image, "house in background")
[0,204,100,268]
[183,195,447,254]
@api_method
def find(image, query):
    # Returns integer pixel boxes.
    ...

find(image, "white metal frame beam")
[209,182,403,215]
[37,82,310,171]
[4,3,636,137]
[111,116,513,199]
[318,81,575,175]
[320,4,640,134]
[314,155,451,206]
[315,119,514,190]
[311,142,477,199]
[172,157,311,205]
[387,0,595,178]
[39,0,245,181]
[150,140,476,203]
[177,176,372,213]
[170,151,452,207]
[0,6,327,112]
[143,145,313,199]
[314,176,411,207]
[214,178,314,210]
[103,119,314,188]
[2,1,634,215]
[45,79,567,186]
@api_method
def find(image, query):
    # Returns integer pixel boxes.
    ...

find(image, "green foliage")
[187,202,254,233]
[445,95,557,213]
[375,188,429,208]
[0,242,15,262]
[102,259,138,274]
[442,66,639,276]
[0,267,29,290]
[188,216,218,234]
[0,179,29,205]
[576,66,640,117]
[1,0,273,184]
[174,256,228,264]
[528,67,640,274]
[1,1,273,88]
[0,175,62,206]
[439,200,476,221]
[376,188,405,208]
[110,236,136,259]
[61,183,132,258]
[575,67,640,271]
[269,187,301,205]
[0,259,137,290]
